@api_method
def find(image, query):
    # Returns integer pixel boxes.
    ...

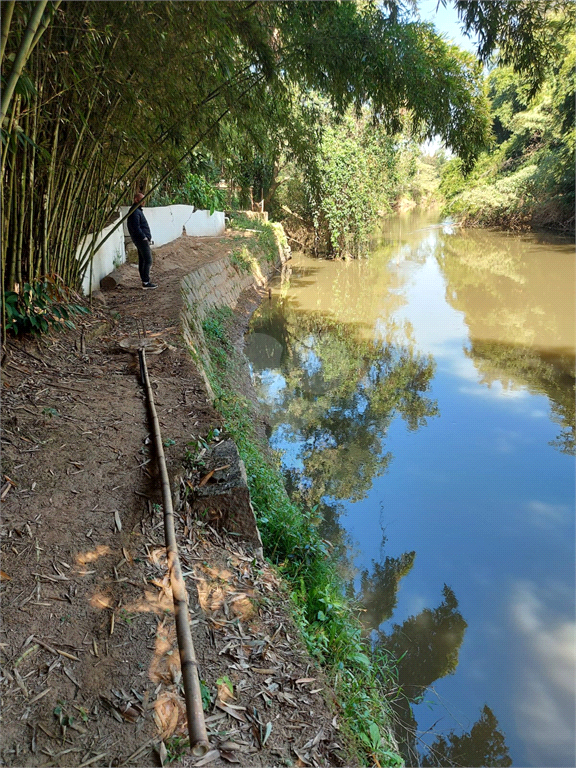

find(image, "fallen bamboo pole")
[138,348,209,757]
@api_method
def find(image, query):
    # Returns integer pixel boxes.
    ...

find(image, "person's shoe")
[142,282,157,290]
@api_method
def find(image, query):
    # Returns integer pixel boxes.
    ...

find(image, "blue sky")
[416,0,479,53]
[414,1,481,154]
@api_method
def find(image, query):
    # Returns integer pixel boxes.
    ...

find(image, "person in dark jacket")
[127,192,157,289]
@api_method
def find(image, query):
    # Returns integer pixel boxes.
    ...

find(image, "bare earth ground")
[1,234,352,768]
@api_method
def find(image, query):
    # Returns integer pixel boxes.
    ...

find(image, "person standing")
[127,192,157,289]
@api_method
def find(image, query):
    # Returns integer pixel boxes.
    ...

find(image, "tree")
[422,704,512,767]
[0,1,61,122]
[447,0,575,94]
[439,4,574,231]
[1,0,494,307]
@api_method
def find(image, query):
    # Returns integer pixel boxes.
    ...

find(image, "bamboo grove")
[0,2,278,299]
[2,1,567,334]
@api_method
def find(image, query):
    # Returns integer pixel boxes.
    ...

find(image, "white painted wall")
[119,205,225,246]
[78,221,125,296]
[78,205,225,294]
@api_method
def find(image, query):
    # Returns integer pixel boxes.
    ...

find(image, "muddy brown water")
[245,210,575,767]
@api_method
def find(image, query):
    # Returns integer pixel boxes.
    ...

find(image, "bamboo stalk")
[6,132,18,289]
[46,89,100,243]
[0,136,7,341]
[138,349,209,758]
[72,158,103,285]
[0,1,15,65]
[29,59,39,278]
[43,106,60,275]
[1,96,18,181]
[76,93,249,271]
[68,159,105,288]
[0,0,49,123]
[28,1,62,56]
[15,129,27,287]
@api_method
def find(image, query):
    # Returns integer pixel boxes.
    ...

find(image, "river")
[244,210,575,767]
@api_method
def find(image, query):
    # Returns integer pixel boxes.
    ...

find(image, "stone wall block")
[190,440,263,557]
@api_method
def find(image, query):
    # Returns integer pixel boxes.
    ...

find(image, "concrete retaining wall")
[181,256,266,382]
[180,224,290,394]
[79,221,126,296]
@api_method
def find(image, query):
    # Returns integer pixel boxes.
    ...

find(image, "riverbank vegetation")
[199,303,407,766]
[2,1,572,316]
[2,2,572,763]
[3,0,509,318]
[440,7,575,232]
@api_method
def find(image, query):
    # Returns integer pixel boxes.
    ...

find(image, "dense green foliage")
[448,0,574,93]
[4,274,88,336]
[440,11,575,231]
[280,110,414,258]
[150,173,225,214]
[2,0,497,320]
[2,0,571,333]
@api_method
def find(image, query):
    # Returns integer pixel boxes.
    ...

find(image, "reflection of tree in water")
[249,294,512,767]
[421,704,512,767]
[377,585,467,703]
[372,585,472,766]
[358,546,416,631]
[251,299,439,508]
[467,340,575,455]
[436,233,575,455]
[372,585,511,766]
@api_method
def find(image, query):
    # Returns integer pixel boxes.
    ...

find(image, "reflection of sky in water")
[344,237,574,767]
[247,215,575,767]
[250,366,286,404]
[270,424,305,472]
[302,345,322,376]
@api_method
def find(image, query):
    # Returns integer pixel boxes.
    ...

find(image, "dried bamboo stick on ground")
[139,348,209,757]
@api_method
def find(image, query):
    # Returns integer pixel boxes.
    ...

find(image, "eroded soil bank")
[0,231,354,767]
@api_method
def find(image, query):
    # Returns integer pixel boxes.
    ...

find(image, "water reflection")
[249,300,439,507]
[464,340,575,455]
[358,544,416,631]
[358,545,514,766]
[377,584,467,702]
[246,212,575,766]
[436,229,575,454]
[421,705,512,767]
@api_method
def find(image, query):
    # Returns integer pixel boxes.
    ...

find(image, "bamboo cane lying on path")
[138,348,209,757]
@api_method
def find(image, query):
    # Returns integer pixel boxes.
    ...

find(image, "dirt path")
[0,234,353,768]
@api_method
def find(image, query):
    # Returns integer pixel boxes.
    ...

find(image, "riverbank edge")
[187,217,404,766]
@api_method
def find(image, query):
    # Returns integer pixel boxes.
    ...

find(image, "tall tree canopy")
[1,0,493,300]
[2,0,570,316]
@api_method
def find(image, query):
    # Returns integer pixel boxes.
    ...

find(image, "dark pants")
[135,239,152,284]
